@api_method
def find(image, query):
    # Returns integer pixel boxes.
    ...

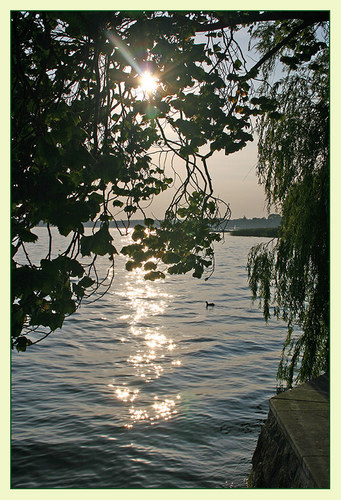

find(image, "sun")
[140,71,158,94]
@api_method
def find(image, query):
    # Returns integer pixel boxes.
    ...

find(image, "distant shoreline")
[35,214,281,232]
[229,227,279,237]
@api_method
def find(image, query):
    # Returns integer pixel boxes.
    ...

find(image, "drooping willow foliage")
[12,11,329,363]
[247,22,329,387]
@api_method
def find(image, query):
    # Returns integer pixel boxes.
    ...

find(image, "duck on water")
[206,301,215,308]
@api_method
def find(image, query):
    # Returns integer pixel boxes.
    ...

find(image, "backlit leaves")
[80,225,117,257]
[120,191,224,281]
[11,10,328,350]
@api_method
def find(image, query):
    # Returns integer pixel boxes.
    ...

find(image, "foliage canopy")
[12,10,329,387]
[247,21,329,387]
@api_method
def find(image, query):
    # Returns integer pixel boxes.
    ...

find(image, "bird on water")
[206,301,215,308]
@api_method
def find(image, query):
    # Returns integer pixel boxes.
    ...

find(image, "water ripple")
[12,230,287,488]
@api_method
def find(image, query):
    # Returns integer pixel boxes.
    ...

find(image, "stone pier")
[249,372,329,488]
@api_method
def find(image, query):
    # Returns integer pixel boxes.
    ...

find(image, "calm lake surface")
[11,227,286,488]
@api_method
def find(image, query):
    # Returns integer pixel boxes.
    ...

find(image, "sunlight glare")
[140,71,158,94]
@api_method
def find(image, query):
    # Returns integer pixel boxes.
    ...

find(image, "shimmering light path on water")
[12,228,286,488]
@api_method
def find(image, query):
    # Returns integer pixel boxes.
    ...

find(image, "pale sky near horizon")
[143,139,268,220]
[143,26,271,220]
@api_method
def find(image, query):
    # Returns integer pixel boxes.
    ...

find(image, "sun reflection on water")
[125,393,181,427]
[108,385,140,403]
[108,381,182,427]
[108,247,182,428]
[116,270,170,324]
[126,330,167,382]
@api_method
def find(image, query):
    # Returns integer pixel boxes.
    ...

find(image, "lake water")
[11,227,286,488]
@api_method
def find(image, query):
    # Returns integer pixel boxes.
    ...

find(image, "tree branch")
[243,20,312,80]
[193,10,329,32]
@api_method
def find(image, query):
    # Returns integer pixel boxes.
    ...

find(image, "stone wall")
[248,410,315,488]
[248,373,329,489]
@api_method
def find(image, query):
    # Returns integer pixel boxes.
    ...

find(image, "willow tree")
[12,11,329,363]
[247,21,329,387]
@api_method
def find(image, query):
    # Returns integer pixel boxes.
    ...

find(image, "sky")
[143,139,267,221]
[143,25,271,220]
[206,27,272,219]
[205,141,267,220]
[12,8,276,222]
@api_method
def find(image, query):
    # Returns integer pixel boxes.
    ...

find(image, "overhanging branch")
[192,10,329,33]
